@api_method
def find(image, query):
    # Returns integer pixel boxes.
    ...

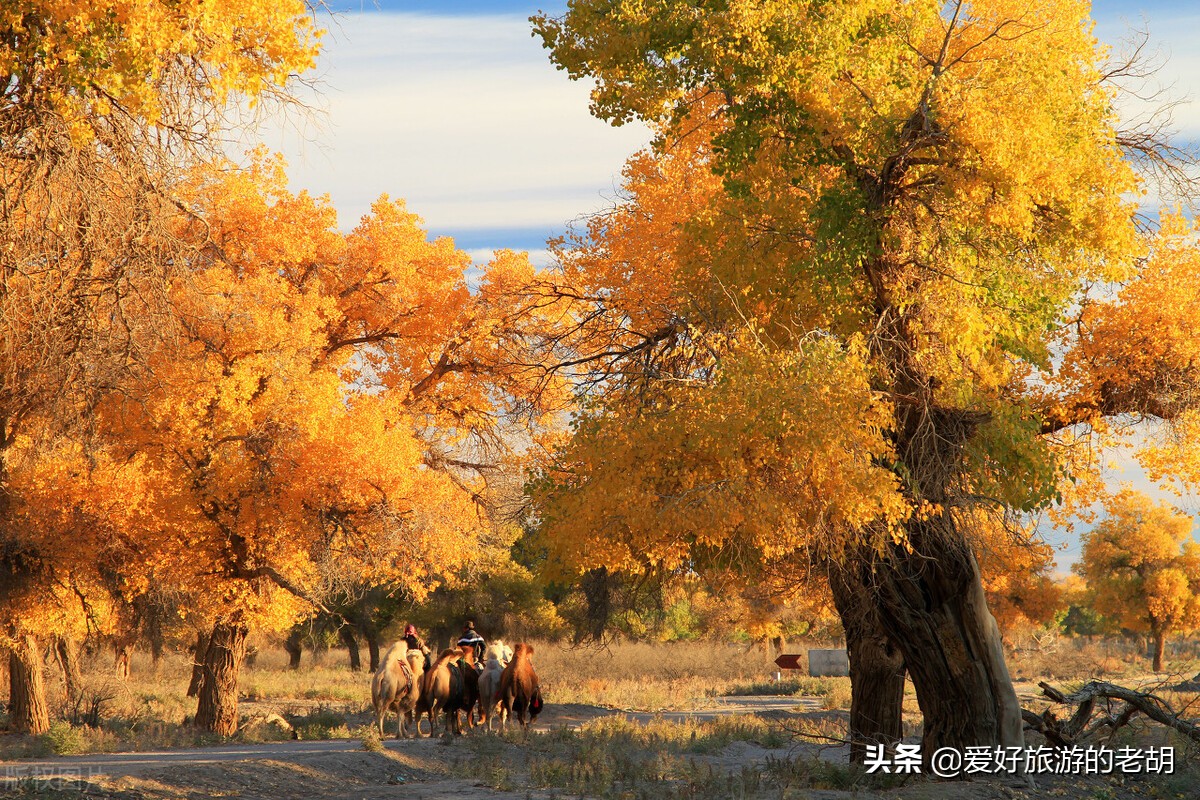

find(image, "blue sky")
[265,1,1200,570]
[328,1,555,11]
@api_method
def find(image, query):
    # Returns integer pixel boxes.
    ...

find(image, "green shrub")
[41,722,86,756]
[291,706,349,740]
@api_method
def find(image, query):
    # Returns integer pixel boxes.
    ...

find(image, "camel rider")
[403,623,432,670]
[457,621,486,672]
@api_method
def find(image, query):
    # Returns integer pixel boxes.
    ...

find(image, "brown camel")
[499,642,542,731]
[417,647,469,736]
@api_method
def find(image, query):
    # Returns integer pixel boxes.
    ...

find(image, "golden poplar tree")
[85,158,564,735]
[0,0,319,734]
[1077,490,1200,672]
[531,0,1195,758]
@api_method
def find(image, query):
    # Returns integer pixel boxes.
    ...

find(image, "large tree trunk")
[829,563,906,763]
[1152,632,1165,672]
[579,566,618,642]
[284,627,303,670]
[872,525,1023,758]
[53,636,83,704]
[339,625,362,672]
[194,621,248,736]
[187,629,210,698]
[8,634,51,734]
[863,401,1023,760]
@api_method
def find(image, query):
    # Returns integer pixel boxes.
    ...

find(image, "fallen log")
[1023,680,1200,746]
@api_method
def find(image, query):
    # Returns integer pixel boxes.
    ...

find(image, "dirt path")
[0,696,1180,800]
[0,697,823,783]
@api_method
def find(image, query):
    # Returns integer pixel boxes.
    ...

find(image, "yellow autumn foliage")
[533,333,908,579]
[0,0,320,141]
[1075,489,1200,668]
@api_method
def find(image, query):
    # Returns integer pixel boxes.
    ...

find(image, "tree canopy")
[0,0,323,735]
[530,0,1199,756]
[1077,489,1200,672]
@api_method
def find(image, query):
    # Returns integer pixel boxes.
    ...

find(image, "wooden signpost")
[774,653,803,671]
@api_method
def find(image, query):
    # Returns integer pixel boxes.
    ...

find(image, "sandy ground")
[1,700,819,782]
[1,698,1192,800]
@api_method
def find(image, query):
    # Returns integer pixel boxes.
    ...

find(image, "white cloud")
[255,11,649,236]
[255,8,1200,241]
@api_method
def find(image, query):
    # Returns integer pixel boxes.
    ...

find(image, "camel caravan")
[372,622,543,738]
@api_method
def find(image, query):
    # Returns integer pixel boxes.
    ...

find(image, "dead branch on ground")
[1023,680,1200,747]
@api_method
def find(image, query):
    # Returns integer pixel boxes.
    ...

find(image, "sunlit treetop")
[0,0,320,142]
[536,0,1140,387]
[68,155,571,629]
[528,0,1168,587]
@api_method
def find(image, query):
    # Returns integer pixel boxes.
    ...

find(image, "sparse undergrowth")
[455,714,902,800]
[2,637,1198,772]
[724,675,854,710]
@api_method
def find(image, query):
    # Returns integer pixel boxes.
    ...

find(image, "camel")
[398,646,426,735]
[417,647,469,736]
[477,640,513,731]
[371,642,425,738]
[499,642,542,731]
[459,645,482,730]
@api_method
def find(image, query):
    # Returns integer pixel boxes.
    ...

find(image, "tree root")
[1023,680,1200,746]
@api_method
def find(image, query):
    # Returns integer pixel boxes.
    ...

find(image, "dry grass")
[535,639,836,710]
[453,714,899,800]
[0,646,370,759]
[0,638,813,758]
[3,635,1197,767]
[1007,636,1199,684]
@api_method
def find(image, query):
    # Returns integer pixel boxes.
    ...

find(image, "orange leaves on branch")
[1052,215,1200,429]
[970,511,1063,636]
[0,0,320,142]
[1044,216,1200,499]
[74,155,565,629]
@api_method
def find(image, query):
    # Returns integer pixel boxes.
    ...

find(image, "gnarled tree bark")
[365,628,381,673]
[194,621,248,735]
[829,561,906,763]
[868,400,1022,757]
[187,629,210,697]
[284,626,303,670]
[339,625,362,671]
[53,635,83,705]
[872,526,1023,756]
[1151,631,1166,672]
[8,633,50,734]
